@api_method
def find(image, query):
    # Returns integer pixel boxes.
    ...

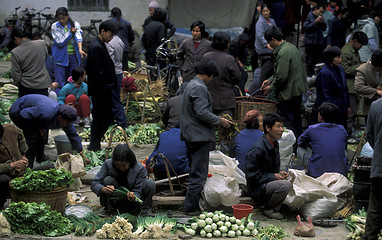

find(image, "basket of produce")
[9,168,74,213]
[234,96,277,122]
[105,125,129,159]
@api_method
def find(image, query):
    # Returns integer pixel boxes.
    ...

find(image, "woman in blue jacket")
[314,46,350,130]
[52,7,86,93]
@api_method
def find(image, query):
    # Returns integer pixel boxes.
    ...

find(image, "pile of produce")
[346,208,367,240]
[0,48,11,61]
[129,214,177,239]
[0,99,12,123]
[0,83,18,101]
[179,211,261,238]
[126,100,161,122]
[68,212,137,237]
[82,149,107,171]
[2,201,72,237]
[11,168,74,192]
[96,216,133,239]
[126,123,163,144]
[256,224,288,240]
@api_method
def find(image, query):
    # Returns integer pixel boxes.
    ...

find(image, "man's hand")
[10,159,28,171]
[280,171,289,179]
[261,80,272,95]
[275,171,289,180]
[219,118,232,128]
[101,185,114,195]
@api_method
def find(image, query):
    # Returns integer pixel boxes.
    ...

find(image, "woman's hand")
[127,192,135,202]
[101,185,114,195]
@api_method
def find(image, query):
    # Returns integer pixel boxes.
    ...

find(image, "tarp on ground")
[168,0,256,29]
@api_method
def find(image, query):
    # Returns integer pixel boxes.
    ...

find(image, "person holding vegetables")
[246,113,291,220]
[91,144,156,216]
[180,57,232,215]
[0,123,28,209]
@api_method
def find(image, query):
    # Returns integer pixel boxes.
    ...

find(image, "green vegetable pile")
[346,208,367,240]
[0,99,12,123]
[216,114,240,144]
[255,224,288,240]
[179,211,261,238]
[82,149,107,171]
[125,100,161,123]
[0,48,10,61]
[2,201,72,236]
[126,123,163,144]
[11,168,74,192]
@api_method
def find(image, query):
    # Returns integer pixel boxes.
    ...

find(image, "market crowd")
[1,0,382,238]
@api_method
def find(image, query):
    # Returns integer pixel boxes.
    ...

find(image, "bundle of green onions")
[111,186,143,204]
[132,214,177,239]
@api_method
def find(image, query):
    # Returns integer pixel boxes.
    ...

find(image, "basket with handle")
[105,126,129,159]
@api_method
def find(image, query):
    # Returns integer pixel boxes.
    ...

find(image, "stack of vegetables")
[131,214,177,239]
[11,168,74,191]
[0,84,18,101]
[2,201,72,237]
[96,216,133,239]
[256,224,289,240]
[82,149,107,171]
[179,211,260,238]
[126,100,162,123]
[346,208,367,240]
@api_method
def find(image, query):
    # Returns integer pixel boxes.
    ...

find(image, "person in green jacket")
[340,31,368,139]
[262,26,307,151]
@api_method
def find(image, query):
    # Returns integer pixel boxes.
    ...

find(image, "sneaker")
[263,209,284,220]
[73,116,81,127]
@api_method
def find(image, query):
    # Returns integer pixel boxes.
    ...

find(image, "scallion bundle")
[111,186,143,204]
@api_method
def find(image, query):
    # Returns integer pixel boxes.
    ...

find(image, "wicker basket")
[234,96,278,128]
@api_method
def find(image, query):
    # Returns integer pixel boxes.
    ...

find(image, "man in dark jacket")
[142,7,167,66]
[304,4,326,77]
[142,6,176,40]
[9,94,84,168]
[246,113,290,220]
[110,7,135,71]
[181,57,232,215]
[87,20,127,151]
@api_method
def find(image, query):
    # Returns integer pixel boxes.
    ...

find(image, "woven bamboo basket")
[234,96,278,130]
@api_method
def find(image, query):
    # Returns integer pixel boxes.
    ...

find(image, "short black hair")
[55,7,69,17]
[72,67,85,82]
[264,26,283,42]
[371,50,382,67]
[112,144,137,167]
[318,102,339,124]
[99,20,119,35]
[11,26,28,39]
[323,46,341,64]
[211,32,230,51]
[246,118,260,129]
[263,113,283,134]
[194,57,219,77]
[314,4,325,10]
[190,20,208,38]
[352,31,368,45]
[111,7,122,19]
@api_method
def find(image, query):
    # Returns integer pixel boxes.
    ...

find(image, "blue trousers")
[54,54,79,94]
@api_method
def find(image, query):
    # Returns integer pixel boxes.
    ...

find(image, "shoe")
[183,210,201,216]
[82,117,90,128]
[73,116,81,127]
[347,138,358,144]
[263,209,284,220]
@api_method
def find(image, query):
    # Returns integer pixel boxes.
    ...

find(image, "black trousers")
[0,174,11,209]
[18,86,48,98]
[278,96,303,152]
[183,141,210,212]
[305,44,323,77]
[365,177,382,240]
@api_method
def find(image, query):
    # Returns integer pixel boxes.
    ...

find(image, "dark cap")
[58,105,77,121]
[239,33,250,42]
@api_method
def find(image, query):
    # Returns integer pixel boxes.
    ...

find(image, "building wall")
[0,0,169,35]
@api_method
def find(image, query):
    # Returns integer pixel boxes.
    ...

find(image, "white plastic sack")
[209,150,246,185]
[360,142,374,157]
[284,169,352,220]
[278,129,296,171]
[203,175,241,207]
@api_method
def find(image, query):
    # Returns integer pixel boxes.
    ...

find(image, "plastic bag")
[278,129,296,171]
[0,213,10,237]
[284,169,352,220]
[209,150,246,185]
[55,153,86,178]
[360,142,374,157]
[203,175,241,207]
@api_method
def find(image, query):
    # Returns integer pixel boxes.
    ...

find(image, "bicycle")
[4,6,21,28]
[81,19,102,53]
[32,7,54,40]
[19,8,36,36]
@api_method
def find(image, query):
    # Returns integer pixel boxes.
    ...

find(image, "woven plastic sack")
[203,175,241,207]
